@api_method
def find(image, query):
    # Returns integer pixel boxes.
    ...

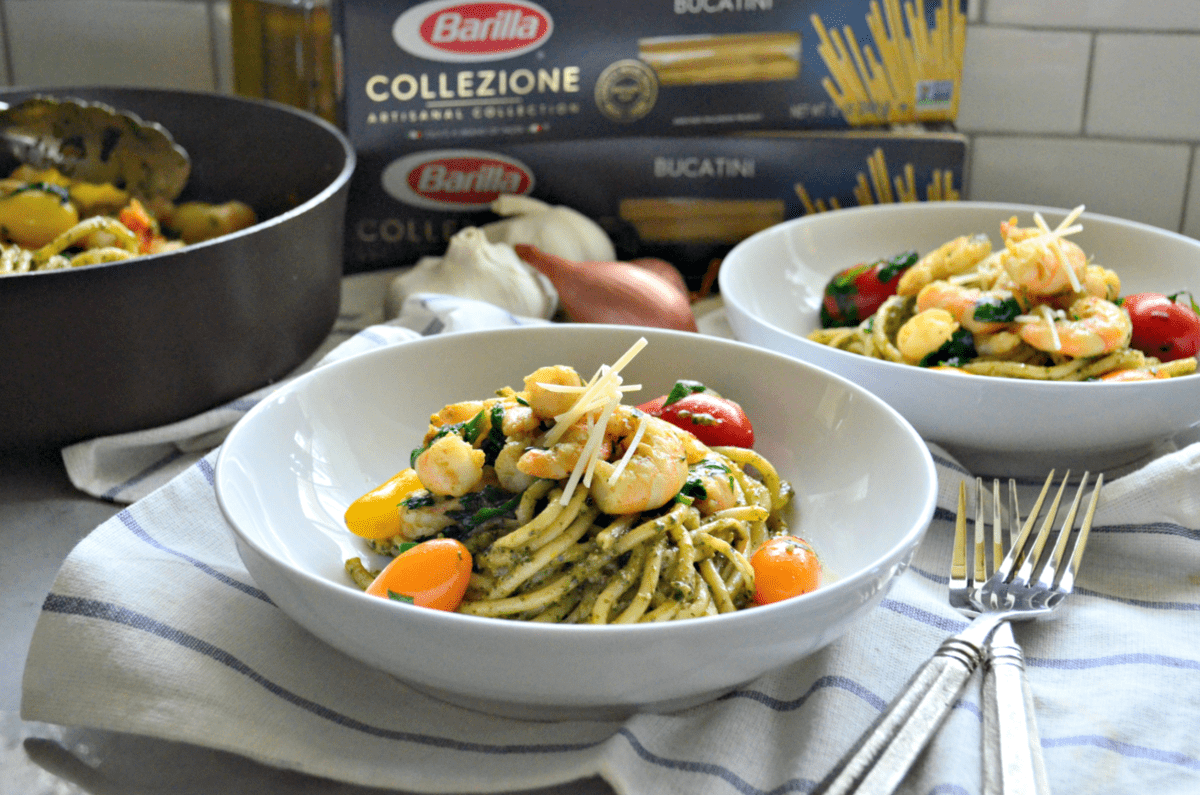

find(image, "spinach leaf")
[875,250,918,282]
[920,328,976,368]
[442,485,523,539]
[973,294,1022,324]
[480,404,506,466]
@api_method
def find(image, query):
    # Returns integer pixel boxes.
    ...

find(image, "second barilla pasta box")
[332,0,968,145]
[341,129,968,288]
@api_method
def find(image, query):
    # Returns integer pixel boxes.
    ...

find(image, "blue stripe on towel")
[39,593,1200,786]
[117,509,272,605]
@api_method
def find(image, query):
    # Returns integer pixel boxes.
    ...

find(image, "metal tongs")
[0,95,190,201]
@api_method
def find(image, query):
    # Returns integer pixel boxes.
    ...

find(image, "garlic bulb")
[384,227,558,320]
[482,195,615,263]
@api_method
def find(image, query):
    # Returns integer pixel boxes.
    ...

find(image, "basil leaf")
[664,380,707,406]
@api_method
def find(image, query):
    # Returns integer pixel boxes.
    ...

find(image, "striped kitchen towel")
[22,436,1200,794]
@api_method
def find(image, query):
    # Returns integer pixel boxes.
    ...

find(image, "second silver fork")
[969,477,1052,795]
[970,472,1102,795]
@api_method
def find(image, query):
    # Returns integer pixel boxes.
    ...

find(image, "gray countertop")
[0,447,613,795]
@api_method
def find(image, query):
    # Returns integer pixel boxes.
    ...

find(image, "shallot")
[515,244,697,332]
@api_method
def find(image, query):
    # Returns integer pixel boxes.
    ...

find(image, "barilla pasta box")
[342,129,967,288]
[333,0,968,146]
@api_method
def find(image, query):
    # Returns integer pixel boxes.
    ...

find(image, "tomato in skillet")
[820,250,918,328]
[1122,292,1200,362]
[638,380,755,448]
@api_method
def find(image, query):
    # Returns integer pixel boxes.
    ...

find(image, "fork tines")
[996,470,1104,597]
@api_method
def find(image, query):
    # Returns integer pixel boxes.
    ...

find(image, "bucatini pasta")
[345,339,807,622]
[0,163,256,275]
[808,206,1199,381]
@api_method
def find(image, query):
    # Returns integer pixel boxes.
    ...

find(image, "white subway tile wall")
[0,0,1197,239]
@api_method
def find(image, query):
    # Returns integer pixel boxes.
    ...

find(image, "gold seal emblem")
[594,59,658,122]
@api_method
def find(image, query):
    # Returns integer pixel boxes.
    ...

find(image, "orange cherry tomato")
[344,468,424,540]
[751,536,821,605]
[365,538,473,611]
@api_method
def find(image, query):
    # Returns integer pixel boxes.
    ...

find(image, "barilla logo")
[393,0,553,63]
[381,150,535,211]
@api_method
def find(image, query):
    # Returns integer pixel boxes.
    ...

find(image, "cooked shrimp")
[896,308,960,364]
[415,434,485,497]
[427,400,486,434]
[915,281,1019,334]
[999,211,1088,297]
[523,365,584,421]
[897,233,993,296]
[517,419,610,480]
[689,453,739,515]
[974,329,1024,358]
[590,414,688,515]
[425,397,539,446]
[494,438,538,492]
[1018,296,1132,358]
[1079,264,1120,302]
[1099,369,1159,382]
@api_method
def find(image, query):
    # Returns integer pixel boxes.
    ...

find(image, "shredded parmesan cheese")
[606,413,648,486]
[1039,304,1062,351]
[543,337,648,506]
[542,337,647,447]
[1027,206,1086,294]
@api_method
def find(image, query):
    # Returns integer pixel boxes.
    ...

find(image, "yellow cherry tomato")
[365,538,473,611]
[751,536,821,605]
[344,468,423,540]
[0,184,80,249]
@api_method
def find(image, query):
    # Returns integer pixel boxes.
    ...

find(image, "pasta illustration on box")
[794,146,960,216]
[812,0,966,125]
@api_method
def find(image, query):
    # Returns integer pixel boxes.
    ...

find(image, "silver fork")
[976,472,1101,795]
[949,478,1047,794]
[811,471,1102,795]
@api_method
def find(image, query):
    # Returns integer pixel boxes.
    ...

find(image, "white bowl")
[215,325,936,720]
[719,201,1200,474]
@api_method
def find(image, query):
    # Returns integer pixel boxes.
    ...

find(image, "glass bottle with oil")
[230,0,339,125]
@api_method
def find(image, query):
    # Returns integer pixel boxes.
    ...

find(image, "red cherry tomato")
[365,538,473,611]
[820,250,918,328]
[751,536,821,605]
[638,390,754,447]
[1122,292,1200,362]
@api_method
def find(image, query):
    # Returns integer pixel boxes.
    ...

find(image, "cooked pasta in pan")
[0,163,256,275]
[344,340,815,622]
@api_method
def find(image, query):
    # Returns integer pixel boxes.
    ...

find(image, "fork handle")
[983,623,1051,795]
[812,635,983,795]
